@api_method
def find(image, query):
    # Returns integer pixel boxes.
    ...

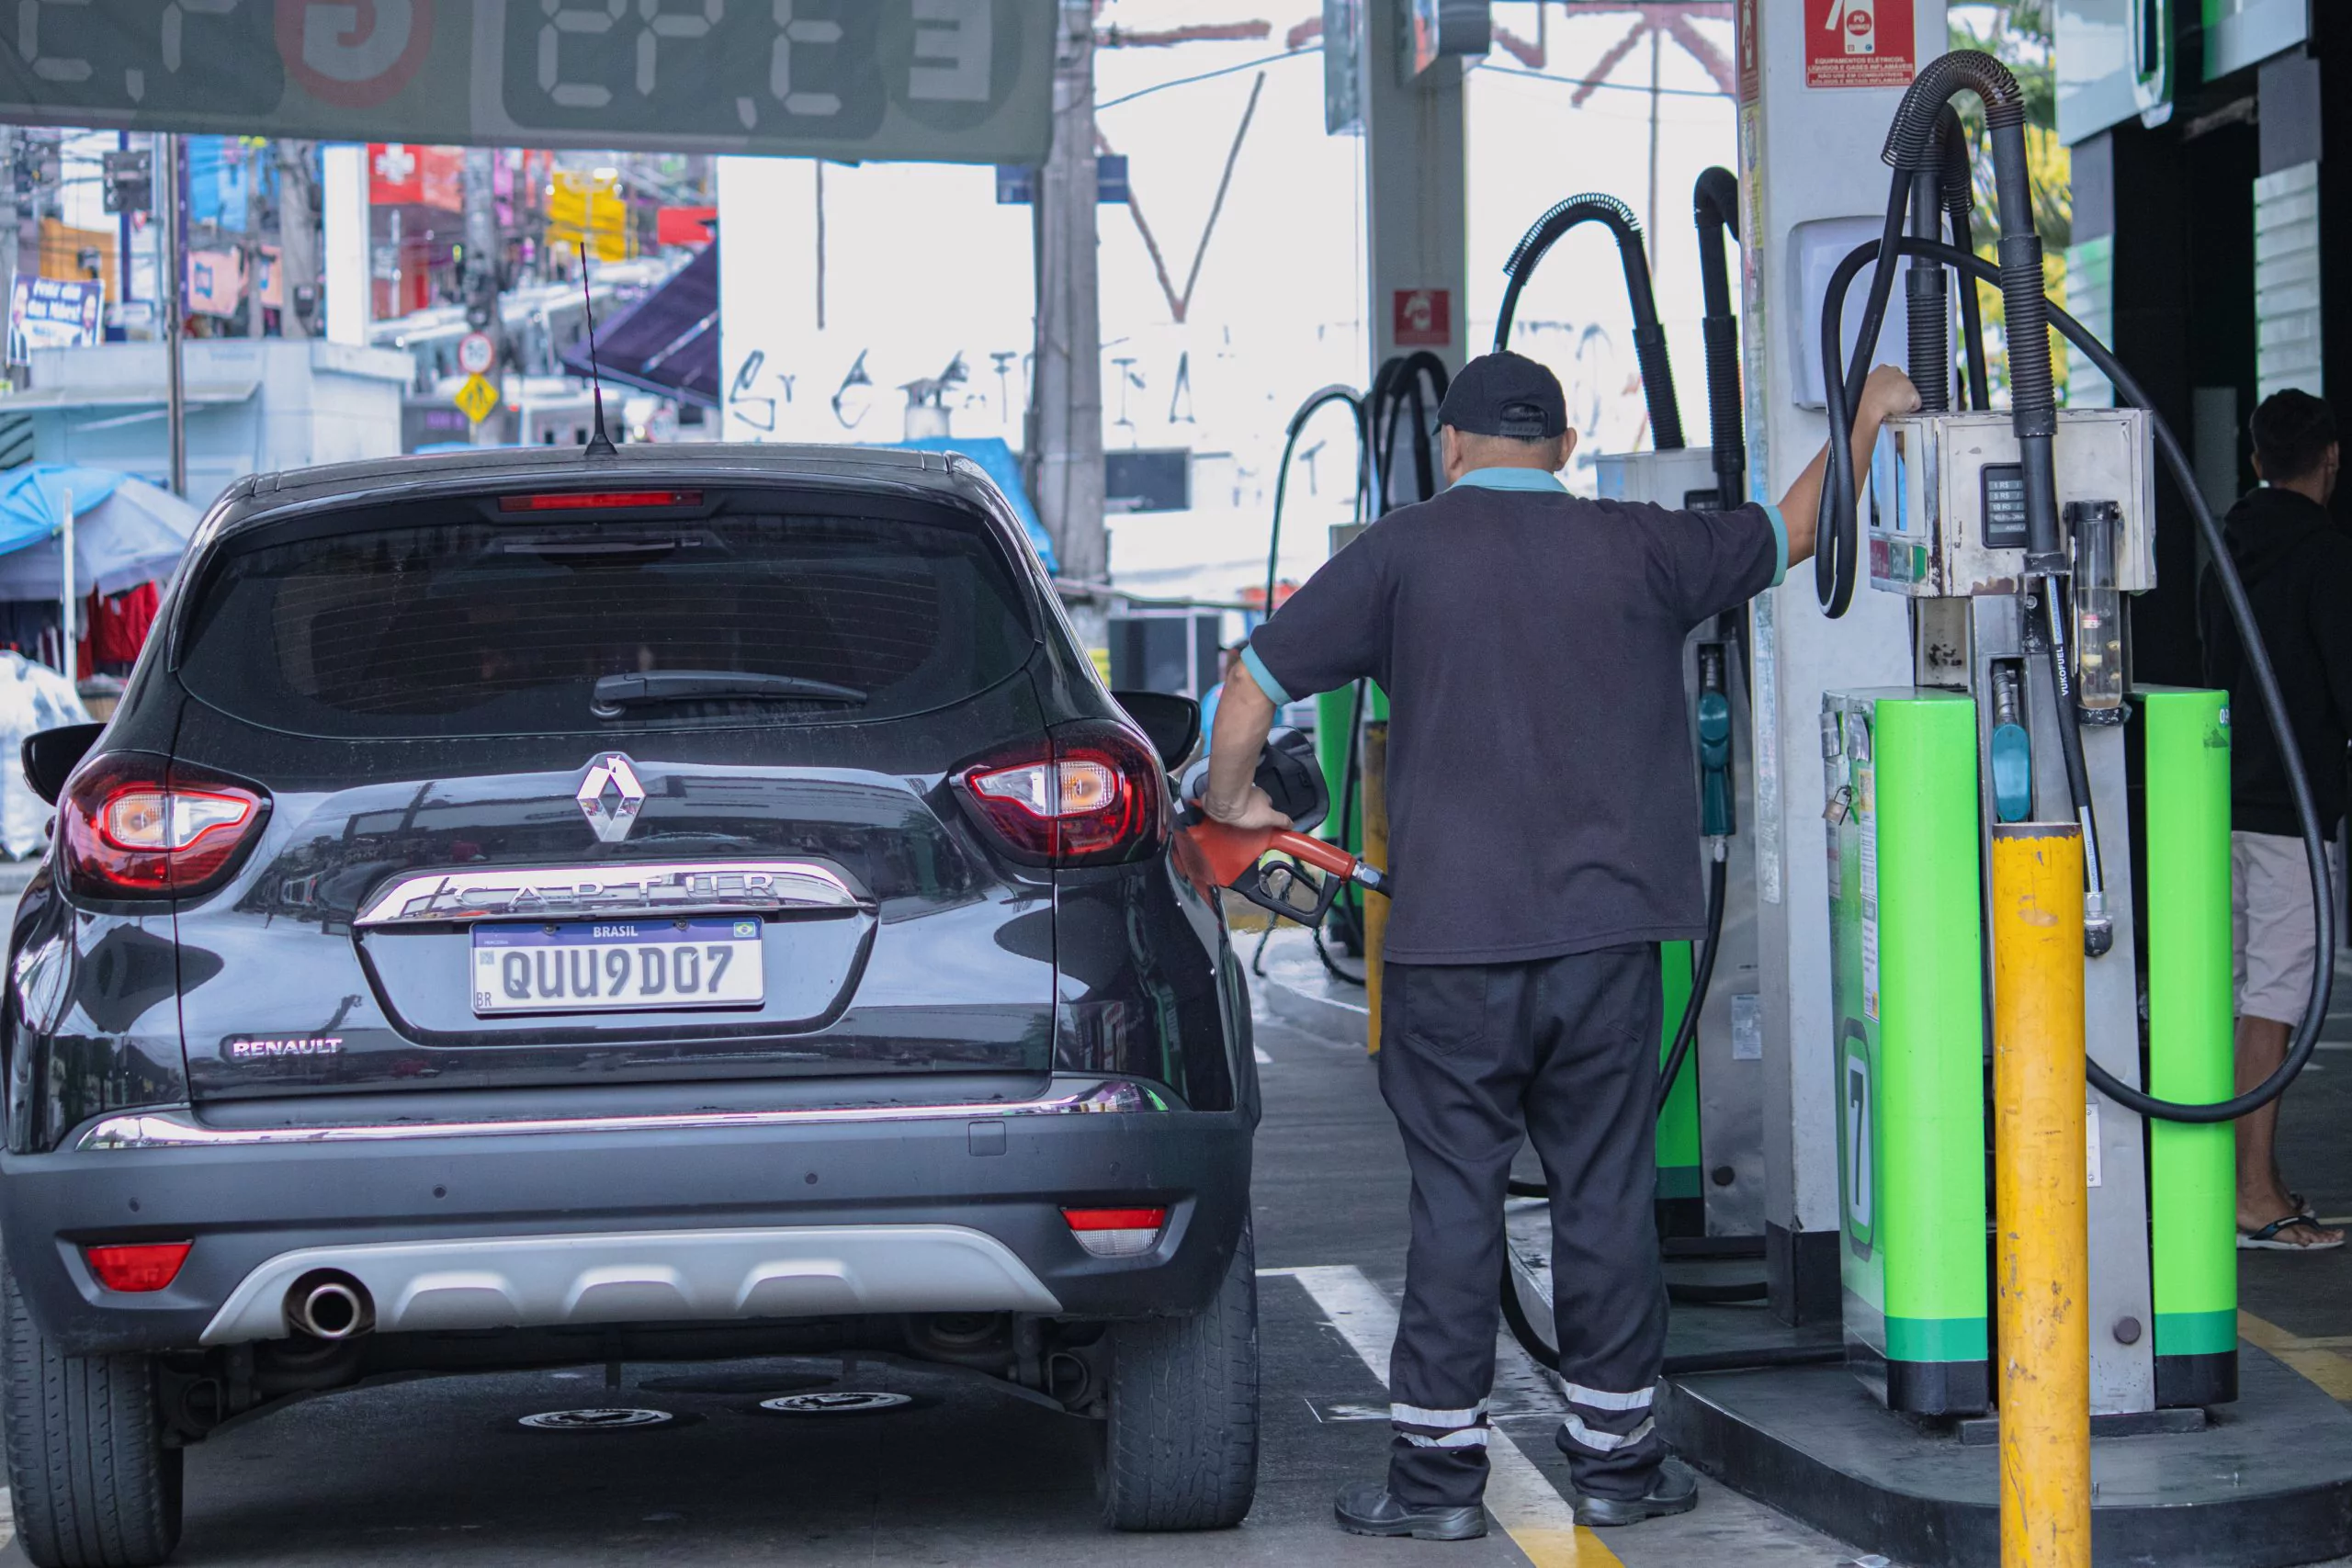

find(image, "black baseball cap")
[1436,352,1567,440]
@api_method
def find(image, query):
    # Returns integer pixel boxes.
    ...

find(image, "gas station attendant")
[1203,350,1922,1541]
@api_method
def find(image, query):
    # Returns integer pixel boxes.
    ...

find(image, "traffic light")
[102,149,152,215]
[14,140,59,197]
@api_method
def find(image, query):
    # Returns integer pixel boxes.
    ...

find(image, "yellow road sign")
[454,373,500,424]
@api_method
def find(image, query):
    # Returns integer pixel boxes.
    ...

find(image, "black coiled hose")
[1692,167,1746,510]
[1831,234,2335,1124]
[1494,194,1685,452]
[1317,355,1449,972]
[1906,161,1951,415]
[1813,164,1910,621]
[1364,352,1451,512]
[1263,385,1369,614]
[1939,109,1991,411]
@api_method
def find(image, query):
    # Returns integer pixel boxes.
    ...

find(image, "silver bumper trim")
[198,1224,1065,1345]
[75,1078,1170,1152]
[352,859,864,928]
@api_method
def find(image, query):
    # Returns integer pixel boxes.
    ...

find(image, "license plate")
[472,919,764,1015]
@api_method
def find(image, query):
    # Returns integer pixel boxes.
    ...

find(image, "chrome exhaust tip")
[285,1272,373,1340]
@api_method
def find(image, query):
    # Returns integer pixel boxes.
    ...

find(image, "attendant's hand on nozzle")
[1202,781,1293,833]
[1860,365,1923,423]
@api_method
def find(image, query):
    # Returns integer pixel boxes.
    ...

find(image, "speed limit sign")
[457,332,496,378]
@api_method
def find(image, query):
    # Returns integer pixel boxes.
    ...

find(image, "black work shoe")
[1572,1461,1700,1527]
[1333,1481,1488,1541]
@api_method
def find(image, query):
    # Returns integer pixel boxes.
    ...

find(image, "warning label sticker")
[1805,0,1917,90]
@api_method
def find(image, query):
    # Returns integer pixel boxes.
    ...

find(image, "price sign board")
[453,373,500,425]
[0,1,1051,164]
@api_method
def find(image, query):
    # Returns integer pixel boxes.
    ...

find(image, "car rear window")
[177,507,1036,739]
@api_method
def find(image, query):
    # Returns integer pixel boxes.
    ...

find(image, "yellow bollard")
[1989,825,2092,1568]
[1363,719,1389,1055]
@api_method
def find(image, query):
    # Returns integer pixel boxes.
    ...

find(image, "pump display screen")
[1980,465,2030,550]
[0,0,1048,163]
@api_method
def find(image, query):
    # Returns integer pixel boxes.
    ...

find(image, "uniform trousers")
[1378,944,1669,1507]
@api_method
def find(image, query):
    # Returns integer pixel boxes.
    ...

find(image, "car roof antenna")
[577,242,617,457]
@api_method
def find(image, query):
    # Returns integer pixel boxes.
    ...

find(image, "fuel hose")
[1692,166,1747,512]
[1494,194,1685,452]
[1261,384,1369,615]
[1501,1256,1835,1371]
[1936,107,1992,412]
[1317,356,1448,975]
[1825,232,2334,1125]
[1365,352,1451,513]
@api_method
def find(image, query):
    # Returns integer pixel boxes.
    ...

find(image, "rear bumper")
[0,1079,1250,1357]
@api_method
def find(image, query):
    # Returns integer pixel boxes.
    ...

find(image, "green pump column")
[2139,687,2239,1405]
[1657,942,1700,1229]
[1825,690,1990,1415]
[1314,688,1358,852]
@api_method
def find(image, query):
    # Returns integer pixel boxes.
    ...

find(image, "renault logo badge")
[577,753,647,844]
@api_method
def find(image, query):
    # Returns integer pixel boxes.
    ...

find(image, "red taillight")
[957,720,1166,866]
[1062,1208,1169,1258]
[497,490,702,513]
[60,754,270,900]
[85,1242,191,1293]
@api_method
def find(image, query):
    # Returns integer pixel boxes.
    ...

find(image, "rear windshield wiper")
[591,671,869,717]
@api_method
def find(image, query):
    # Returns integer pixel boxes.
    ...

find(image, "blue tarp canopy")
[0,465,202,600]
[859,438,1057,572]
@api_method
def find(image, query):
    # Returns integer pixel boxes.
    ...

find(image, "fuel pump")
[1809,51,2333,1420]
[1489,175,1759,1246]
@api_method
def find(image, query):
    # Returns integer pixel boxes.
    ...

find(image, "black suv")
[0,446,1259,1565]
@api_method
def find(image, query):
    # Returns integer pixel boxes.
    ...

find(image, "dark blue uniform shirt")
[1245,468,1784,964]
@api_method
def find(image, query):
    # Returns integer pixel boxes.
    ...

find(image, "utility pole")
[1026,0,1107,633]
[246,141,269,337]
[0,126,20,379]
[462,146,505,442]
[1646,28,1662,281]
[159,132,186,498]
[274,141,317,338]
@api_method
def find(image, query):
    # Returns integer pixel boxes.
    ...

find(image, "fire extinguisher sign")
[1804,0,1917,90]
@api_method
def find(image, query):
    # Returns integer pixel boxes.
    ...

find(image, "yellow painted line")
[2240,1311,2352,1401]
[1270,1265,1627,1568]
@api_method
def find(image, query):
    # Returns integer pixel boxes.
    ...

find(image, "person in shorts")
[2199,388,2347,1253]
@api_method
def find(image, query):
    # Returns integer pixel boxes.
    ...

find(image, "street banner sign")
[0,1,1052,164]
[457,332,496,378]
[454,374,500,425]
[6,277,101,362]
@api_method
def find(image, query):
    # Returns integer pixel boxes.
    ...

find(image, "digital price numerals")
[5,1,1020,144]
[507,0,1009,139]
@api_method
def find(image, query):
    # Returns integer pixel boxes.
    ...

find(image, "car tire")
[1099,1217,1260,1531]
[2,1262,183,1568]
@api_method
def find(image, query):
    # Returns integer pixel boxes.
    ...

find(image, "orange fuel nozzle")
[1180,818,1388,927]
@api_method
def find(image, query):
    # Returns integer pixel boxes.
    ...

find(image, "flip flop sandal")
[2239,1214,2346,1252]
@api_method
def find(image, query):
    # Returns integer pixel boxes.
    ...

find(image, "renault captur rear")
[0,446,1260,1567]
